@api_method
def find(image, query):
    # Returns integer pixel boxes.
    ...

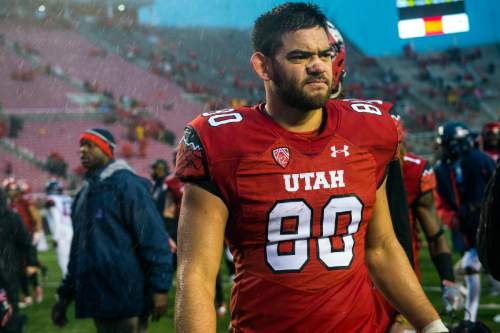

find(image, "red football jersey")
[402,152,437,277]
[11,198,36,234]
[164,174,184,217]
[176,99,398,332]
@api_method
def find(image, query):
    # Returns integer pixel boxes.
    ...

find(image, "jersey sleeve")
[419,161,437,195]
[175,125,222,198]
[175,125,209,182]
[333,99,399,187]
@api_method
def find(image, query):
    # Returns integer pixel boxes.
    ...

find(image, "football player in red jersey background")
[393,117,464,317]
[174,3,447,333]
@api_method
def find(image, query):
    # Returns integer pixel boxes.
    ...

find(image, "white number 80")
[266,195,363,272]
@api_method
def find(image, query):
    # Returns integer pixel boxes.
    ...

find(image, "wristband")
[431,252,455,283]
[422,319,448,333]
[427,226,445,243]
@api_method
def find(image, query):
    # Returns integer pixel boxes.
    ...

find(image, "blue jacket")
[58,160,173,319]
[435,148,495,248]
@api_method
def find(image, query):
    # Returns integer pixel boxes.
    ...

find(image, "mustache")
[304,75,329,84]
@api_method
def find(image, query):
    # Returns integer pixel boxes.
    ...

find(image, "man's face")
[484,130,500,151]
[5,187,19,203]
[151,164,166,180]
[270,26,333,111]
[79,139,110,170]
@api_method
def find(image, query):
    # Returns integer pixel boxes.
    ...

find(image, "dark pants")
[94,316,148,333]
[20,273,38,297]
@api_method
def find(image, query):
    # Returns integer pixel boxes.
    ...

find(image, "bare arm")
[366,179,440,330]
[414,191,450,257]
[28,204,43,232]
[175,183,228,333]
[163,191,177,219]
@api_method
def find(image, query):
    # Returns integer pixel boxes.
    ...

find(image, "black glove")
[51,298,69,327]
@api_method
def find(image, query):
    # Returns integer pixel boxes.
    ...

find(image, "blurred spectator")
[46,152,68,177]
[10,68,34,81]
[7,116,23,139]
[0,188,37,333]
[150,159,169,215]
[4,179,44,308]
[3,162,12,177]
[121,142,134,159]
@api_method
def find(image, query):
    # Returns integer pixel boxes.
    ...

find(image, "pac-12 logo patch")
[272,147,290,169]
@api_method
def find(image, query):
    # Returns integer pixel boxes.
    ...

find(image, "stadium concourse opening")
[0,0,499,332]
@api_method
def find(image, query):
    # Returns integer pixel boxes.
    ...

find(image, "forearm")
[175,268,216,333]
[367,236,440,330]
[28,206,43,232]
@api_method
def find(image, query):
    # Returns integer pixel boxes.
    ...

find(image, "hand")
[442,280,465,313]
[168,238,177,253]
[51,299,69,327]
[388,314,415,333]
[151,292,168,322]
[32,231,42,245]
[25,266,38,276]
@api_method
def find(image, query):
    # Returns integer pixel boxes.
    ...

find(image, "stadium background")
[0,0,499,331]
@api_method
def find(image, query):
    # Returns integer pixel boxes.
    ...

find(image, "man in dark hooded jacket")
[51,128,173,333]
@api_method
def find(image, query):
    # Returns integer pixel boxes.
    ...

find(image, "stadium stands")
[8,119,173,177]
[0,19,203,140]
[0,46,79,112]
[0,148,52,192]
[1,15,498,183]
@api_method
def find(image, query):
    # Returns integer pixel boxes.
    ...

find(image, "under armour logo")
[331,145,350,158]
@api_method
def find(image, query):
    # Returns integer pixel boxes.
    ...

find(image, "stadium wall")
[139,0,500,56]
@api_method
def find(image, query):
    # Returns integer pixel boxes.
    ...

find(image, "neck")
[88,158,112,173]
[264,93,323,132]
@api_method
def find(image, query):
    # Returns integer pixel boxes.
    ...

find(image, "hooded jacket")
[58,160,173,319]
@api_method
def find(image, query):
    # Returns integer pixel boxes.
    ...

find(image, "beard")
[272,61,332,111]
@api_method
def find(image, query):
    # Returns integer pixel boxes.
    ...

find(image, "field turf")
[21,235,500,332]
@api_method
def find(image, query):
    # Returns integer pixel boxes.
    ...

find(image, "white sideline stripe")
[479,303,500,310]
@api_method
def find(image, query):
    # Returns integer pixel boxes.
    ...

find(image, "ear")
[251,52,272,81]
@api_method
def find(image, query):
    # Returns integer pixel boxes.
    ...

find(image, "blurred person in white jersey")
[45,180,73,277]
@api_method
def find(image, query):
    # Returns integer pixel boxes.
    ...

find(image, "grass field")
[20,235,500,332]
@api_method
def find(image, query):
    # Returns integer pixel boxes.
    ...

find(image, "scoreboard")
[397,0,469,39]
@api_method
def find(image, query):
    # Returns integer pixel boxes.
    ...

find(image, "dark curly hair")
[251,2,328,57]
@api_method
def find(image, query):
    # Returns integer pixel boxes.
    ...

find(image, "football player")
[45,180,73,277]
[175,3,446,332]
[434,122,496,322]
[481,122,500,163]
[3,178,44,306]
[393,117,463,314]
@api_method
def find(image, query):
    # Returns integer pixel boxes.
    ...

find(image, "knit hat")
[80,128,116,158]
